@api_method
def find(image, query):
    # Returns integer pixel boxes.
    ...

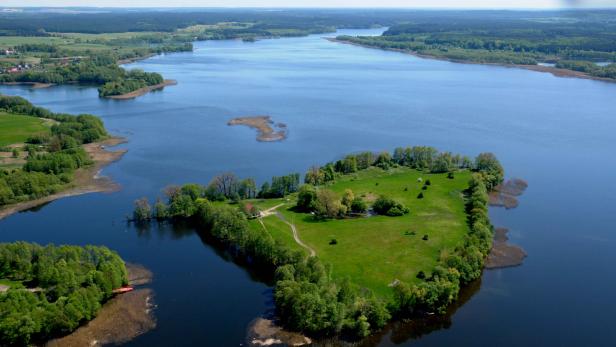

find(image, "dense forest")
[335,10,616,79]
[133,146,503,338]
[0,95,108,206]
[0,242,128,345]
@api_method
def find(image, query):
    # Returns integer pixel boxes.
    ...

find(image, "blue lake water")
[1,28,616,346]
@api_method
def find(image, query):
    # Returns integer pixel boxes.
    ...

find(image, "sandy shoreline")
[328,38,616,84]
[1,81,54,89]
[105,79,177,100]
[0,136,127,221]
[45,263,156,347]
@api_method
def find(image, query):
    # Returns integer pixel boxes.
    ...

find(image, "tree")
[296,185,317,212]
[350,197,367,213]
[373,196,409,216]
[341,189,354,209]
[314,189,345,219]
[133,198,151,221]
[209,172,238,198]
[474,152,504,189]
[304,165,324,186]
[238,178,257,199]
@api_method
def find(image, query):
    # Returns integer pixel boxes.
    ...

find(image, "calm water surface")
[1,28,616,346]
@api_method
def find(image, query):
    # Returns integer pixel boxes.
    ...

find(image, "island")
[0,94,126,220]
[132,146,504,340]
[228,116,288,142]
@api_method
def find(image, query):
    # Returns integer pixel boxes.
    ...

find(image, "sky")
[3,0,616,9]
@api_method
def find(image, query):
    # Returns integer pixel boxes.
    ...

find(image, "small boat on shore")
[112,286,134,294]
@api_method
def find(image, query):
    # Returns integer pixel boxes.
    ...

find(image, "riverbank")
[104,79,177,100]
[328,38,616,84]
[45,263,156,347]
[0,81,54,89]
[0,136,127,220]
[228,115,288,142]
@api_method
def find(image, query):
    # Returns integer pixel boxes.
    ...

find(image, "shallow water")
[1,28,616,346]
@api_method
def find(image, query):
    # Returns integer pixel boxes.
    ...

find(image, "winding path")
[257,203,316,257]
[275,212,316,257]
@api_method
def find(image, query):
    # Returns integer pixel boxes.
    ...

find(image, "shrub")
[373,196,409,216]
[350,197,367,213]
[329,239,338,245]
[417,192,424,199]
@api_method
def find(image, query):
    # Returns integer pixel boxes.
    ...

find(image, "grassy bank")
[0,112,51,147]
[249,168,470,298]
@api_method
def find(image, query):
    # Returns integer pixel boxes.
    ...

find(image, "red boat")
[112,286,134,294]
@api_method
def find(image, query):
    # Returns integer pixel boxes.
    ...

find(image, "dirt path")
[274,212,316,257]
[259,203,285,218]
[257,204,316,257]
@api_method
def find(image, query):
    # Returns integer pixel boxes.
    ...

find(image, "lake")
[1,28,616,346]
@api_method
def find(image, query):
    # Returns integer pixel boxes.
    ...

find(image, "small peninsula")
[228,116,288,142]
[0,242,129,346]
[0,94,126,220]
[132,147,504,340]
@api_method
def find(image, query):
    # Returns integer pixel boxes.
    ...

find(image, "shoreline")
[117,53,157,65]
[104,79,177,100]
[328,38,616,84]
[0,81,54,89]
[0,136,127,221]
[45,263,156,347]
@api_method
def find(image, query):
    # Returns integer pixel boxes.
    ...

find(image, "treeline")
[0,242,128,346]
[0,60,165,97]
[555,60,616,79]
[0,95,108,206]
[336,14,616,77]
[98,69,164,97]
[133,184,391,338]
[305,146,503,189]
[391,174,492,315]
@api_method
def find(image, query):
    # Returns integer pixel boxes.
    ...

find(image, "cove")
[1,28,616,346]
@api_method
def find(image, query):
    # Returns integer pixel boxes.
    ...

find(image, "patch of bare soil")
[45,264,156,347]
[247,318,311,347]
[105,80,177,100]
[485,228,527,269]
[489,178,528,209]
[228,116,288,142]
[0,137,127,220]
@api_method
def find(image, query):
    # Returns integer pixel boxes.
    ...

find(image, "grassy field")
[250,167,471,298]
[0,112,50,147]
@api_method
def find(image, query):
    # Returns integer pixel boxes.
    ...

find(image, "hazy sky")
[3,0,615,8]
[0,0,609,9]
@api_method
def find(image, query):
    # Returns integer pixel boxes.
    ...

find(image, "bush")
[417,192,424,199]
[350,197,367,213]
[373,196,409,216]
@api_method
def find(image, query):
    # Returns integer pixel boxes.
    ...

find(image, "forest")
[0,95,108,206]
[0,242,128,345]
[132,146,503,338]
[335,10,616,79]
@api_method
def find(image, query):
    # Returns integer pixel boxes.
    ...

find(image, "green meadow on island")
[133,148,502,338]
